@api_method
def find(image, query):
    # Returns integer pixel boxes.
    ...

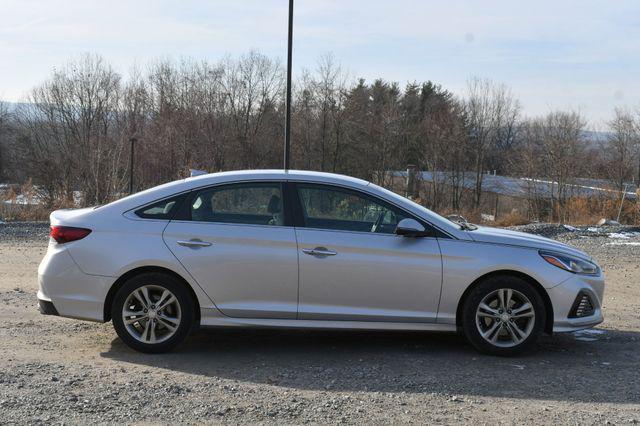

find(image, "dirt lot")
[0,223,639,424]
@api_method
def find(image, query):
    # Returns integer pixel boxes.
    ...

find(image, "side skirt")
[200,308,457,332]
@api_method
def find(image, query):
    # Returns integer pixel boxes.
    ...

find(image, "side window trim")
[290,182,436,236]
[172,181,293,227]
[284,181,304,227]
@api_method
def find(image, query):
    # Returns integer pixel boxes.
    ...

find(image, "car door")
[163,181,299,319]
[292,182,443,323]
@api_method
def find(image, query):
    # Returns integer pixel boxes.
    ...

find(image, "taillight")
[50,226,92,244]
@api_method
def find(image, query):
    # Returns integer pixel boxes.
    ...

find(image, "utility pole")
[617,183,628,223]
[283,0,294,170]
[129,138,137,194]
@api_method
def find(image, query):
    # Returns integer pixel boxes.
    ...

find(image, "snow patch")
[573,329,605,342]
[607,232,640,239]
[481,213,495,222]
[576,329,606,335]
[608,232,630,239]
[575,337,598,342]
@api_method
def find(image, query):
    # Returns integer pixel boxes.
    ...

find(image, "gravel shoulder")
[0,222,639,424]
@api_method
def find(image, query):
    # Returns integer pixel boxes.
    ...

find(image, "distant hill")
[582,130,612,148]
[1,101,31,113]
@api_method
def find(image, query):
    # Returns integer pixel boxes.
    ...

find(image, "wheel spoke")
[479,303,499,316]
[149,320,157,343]
[133,291,148,309]
[155,290,171,309]
[140,287,153,307]
[491,325,504,343]
[510,321,528,339]
[157,317,177,332]
[157,313,179,324]
[505,289,513,309]
[511,303,533,318]
[481,321,501,342]
[505,322,520,342]
[125,314,148,325]
[141,319,151,341]
[123,309,145,318]
[157,296,177,312]
[157,313,179,329]
[498,290,506,310]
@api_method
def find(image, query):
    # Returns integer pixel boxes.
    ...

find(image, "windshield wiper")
[446,214,477,231]
[458,221,477,231]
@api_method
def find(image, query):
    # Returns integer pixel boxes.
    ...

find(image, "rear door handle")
[302,247,337,257]
[177,239,212,248]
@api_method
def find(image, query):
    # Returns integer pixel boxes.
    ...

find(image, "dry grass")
[0,181,75,222]
[494,210,531,226]
[561,197,638,225]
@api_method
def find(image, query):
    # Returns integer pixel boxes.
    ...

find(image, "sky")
[1,0,639,126]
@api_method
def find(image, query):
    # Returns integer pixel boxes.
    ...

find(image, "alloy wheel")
[121,285,182,344]
[475,288,536,348]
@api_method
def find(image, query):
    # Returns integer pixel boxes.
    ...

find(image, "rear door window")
[189,182,285,226]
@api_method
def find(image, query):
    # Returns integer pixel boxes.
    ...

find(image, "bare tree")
[0,101,10,181]
[464,77,520,208]
[606,108,639,190]
[540,111,587,221]
[221,51,284,169]
[17,54,126,205]
[292,54,349,173]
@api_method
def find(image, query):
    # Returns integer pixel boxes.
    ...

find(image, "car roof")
[184,169,371,188]
[101,170,371,213]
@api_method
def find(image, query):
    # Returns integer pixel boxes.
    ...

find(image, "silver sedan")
[37,170,604,355]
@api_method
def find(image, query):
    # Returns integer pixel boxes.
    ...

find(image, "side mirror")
[395,218,427,237]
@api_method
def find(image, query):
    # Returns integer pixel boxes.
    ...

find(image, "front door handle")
[302,247,337,257]
[177,239,212,248]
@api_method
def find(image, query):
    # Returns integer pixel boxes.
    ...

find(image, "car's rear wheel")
[111,272,194,353]
[462,275,545,356]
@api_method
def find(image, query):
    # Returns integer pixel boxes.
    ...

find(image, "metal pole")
[617,183,628,223]
[283,0,294,170]
[129,138,136,194]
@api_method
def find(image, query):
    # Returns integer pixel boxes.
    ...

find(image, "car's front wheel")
[462,275,545,356]
[111,272,194,353]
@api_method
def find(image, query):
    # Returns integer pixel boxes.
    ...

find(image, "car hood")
[467,226,591,260]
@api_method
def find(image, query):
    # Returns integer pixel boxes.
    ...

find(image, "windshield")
[368,183,479,231]
[366,183,462,232]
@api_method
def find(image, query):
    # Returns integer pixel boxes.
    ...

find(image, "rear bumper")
[549,272,605,333]
[38,243,115,322]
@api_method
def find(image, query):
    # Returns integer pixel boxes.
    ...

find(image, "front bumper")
[549,272,605,332]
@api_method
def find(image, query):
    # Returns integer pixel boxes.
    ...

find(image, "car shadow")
[101,327,640,404]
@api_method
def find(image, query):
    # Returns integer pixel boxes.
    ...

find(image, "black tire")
[111,272,194,353]
[462,275,546,356]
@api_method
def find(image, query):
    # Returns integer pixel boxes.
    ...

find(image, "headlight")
[539,251,600,275]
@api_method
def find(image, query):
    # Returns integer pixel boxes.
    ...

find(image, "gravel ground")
[0,222,639,424]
